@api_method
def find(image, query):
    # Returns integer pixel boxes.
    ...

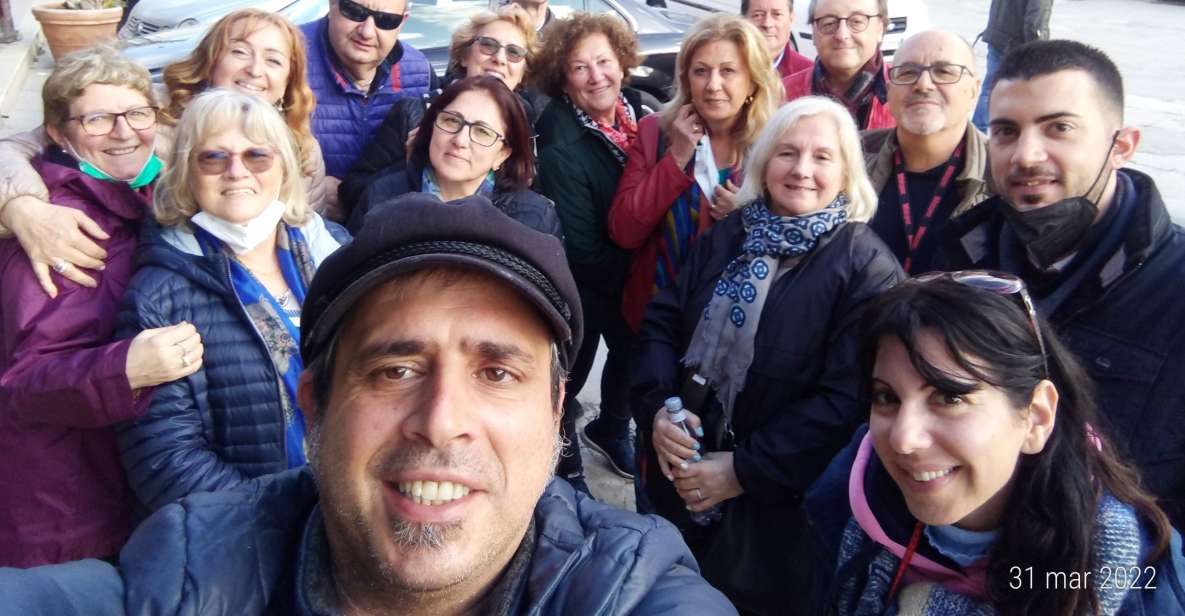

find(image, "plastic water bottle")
[664,396,723,526]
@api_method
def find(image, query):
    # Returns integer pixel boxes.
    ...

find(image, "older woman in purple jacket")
[0,46,203,567]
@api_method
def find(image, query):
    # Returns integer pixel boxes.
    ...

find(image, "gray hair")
[42,44,155,131]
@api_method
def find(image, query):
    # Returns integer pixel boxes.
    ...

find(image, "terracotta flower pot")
[32,2,123,60]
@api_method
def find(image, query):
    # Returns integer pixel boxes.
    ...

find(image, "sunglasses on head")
[337,0,405,30]
[195,147,276,175]
[912,270,1050,378]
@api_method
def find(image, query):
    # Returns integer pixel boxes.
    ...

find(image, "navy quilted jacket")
[114,216,343,513]
[301,17,438,178]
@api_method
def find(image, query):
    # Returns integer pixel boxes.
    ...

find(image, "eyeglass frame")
[888,62,974,86]
[473,36,528,64]
[433,110,506,148]
[809,12,883,35]
[912,270,1050,378]
[336,0,406,31]
[193,147,277,176]
[69,105,159,137]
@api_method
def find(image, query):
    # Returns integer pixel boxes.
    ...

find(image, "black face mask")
[1002,132,1119,269]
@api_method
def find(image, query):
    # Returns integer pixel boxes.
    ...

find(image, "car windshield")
[398,0,496,49]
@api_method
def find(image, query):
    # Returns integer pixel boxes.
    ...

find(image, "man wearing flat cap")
[0,194,735,616]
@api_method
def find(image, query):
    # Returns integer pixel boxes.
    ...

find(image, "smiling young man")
[0,194,734,616]
[782,0,894,130]
[863,30,992,274]
[302,0,438,181]
[940,40,1185,531]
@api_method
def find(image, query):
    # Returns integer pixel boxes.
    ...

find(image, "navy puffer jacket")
[301,18,437,178]
[114,216,343,513]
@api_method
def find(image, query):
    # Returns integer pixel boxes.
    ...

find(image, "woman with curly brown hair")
[529,12,648,495]
[0,9,330,299]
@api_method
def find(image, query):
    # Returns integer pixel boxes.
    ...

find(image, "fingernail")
[695,427,704,437]
[680,462,688,470]
[665,474,674,482]
[692,442,701,450]
[692,453,702,463]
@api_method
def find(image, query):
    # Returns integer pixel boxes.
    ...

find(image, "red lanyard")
[894,139,965,273]
[885,521,925,609]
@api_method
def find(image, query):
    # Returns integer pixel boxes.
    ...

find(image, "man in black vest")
[942,40,1185,529]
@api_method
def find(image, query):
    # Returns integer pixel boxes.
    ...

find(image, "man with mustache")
[864,30,990,274]
[302,0,439,211]
[941,40,1185,531]
[0,194,735,616]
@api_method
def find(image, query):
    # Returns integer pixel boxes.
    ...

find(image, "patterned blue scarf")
[683,196,848,420]
[195,224,316,469]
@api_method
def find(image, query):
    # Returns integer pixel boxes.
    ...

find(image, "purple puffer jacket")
[0,151,154,567]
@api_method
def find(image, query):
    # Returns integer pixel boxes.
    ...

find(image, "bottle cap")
[664,396,683,411]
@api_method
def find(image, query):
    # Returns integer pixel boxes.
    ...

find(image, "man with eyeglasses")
[940,40,1185,531]
[863,30,990,274]
[742,0,810,79]
[782,0,894,130]
[301,0,439,193]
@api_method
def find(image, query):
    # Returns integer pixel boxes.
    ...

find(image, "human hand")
[710,179,741,220]
[652,405,703,480]
[2,195,109,297]
[126,322,204,390]
[672,451,743,512]
[668,104,704,169]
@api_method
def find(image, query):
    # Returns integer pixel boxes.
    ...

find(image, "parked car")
[649,0,929,58]
[116,0,690,107]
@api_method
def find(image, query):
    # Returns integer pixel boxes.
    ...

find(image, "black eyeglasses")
[889,62,973,86]
[337,0,405,30]
[810,13,882,35]
[474,36,528,64]
[434,110,505,148]
[914,270,1049,377]
[70,106,158,136]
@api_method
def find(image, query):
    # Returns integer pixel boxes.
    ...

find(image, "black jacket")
[534,89,644,300]
[630,213,904,614]
[981,0,1052,51]
[347,161,563,240]
[940,169,1185,529]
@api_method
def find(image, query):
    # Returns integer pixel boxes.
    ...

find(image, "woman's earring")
[275,98,286,113]
[745,94,754,105]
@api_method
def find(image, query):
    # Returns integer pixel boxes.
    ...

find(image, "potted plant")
[32,0,124,60]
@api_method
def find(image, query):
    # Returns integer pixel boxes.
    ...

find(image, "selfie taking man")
[941,40,1185,529]
[0,195,735,616]
[302,0,438,180]
[864,30,991,274]
[743,0,811,79]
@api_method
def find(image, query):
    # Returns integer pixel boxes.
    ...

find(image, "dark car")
[117,0,690,106]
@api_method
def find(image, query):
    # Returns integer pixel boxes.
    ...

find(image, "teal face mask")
[67,139,163,189]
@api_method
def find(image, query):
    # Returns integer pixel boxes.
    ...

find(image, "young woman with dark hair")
[806,272,1185,616]
[345,76,559,239]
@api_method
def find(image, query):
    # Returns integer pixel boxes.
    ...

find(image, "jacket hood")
[847,433,989,599]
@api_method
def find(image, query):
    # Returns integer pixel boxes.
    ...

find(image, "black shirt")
[869,160,964,275]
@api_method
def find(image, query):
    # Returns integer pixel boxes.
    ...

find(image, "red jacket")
[608,115,740,331]
[782,63,896,130]
[775,42,813,79]
[0,152,153,566]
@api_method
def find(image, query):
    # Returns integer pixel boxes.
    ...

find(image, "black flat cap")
[301,193,582,370]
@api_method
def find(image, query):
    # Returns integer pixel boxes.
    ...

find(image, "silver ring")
[696,488,704,501]
[51,259,68,274]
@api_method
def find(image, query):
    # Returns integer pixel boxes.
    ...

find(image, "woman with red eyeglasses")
[115,89,343,513]
[806,272,1185,615]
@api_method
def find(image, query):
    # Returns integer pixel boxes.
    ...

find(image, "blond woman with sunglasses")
[115,90,343,513]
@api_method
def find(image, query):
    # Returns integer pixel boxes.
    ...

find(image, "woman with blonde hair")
[0,9,330,299]
[609,14,783,332]
[631,96,902,613]
[116,90,342,512]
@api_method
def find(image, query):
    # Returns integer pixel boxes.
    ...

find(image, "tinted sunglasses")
[337,0,405,30]
[474,36,527,64]
[195,147,276,175]
[913,270,1050,377]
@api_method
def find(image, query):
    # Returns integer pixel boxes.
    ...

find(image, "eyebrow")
[354,338,428,362]
[470,340,535,365]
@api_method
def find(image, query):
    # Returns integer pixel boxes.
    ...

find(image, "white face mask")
[190,199,287,254]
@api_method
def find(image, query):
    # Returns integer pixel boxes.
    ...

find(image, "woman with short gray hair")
[116,89,343,513]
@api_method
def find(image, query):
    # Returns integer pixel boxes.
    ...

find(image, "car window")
[398,0,491,49]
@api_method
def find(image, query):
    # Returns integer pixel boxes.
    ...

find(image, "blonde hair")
[736,96,877,222]
[447,5,538,81]
[42,44,154,131]
[161,10,318,177]
[154,89,309,227]
[660,14,783,154]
